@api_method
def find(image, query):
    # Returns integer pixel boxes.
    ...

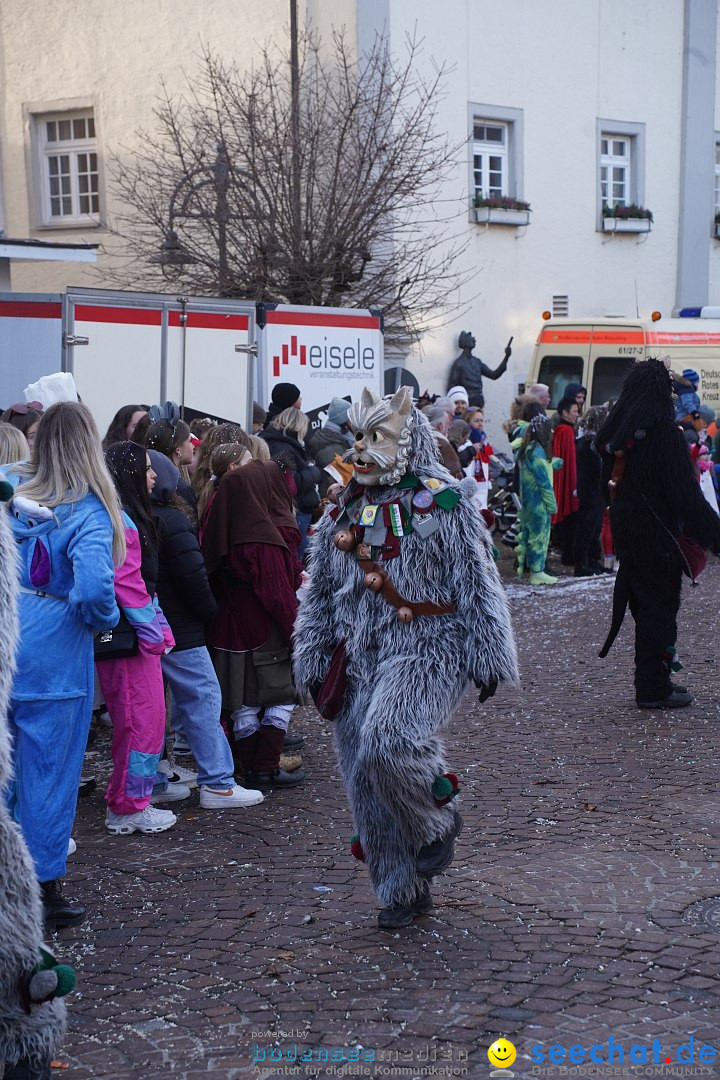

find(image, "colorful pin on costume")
[412,489,434,512]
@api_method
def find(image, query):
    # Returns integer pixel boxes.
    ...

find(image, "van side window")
[537,356,584,408]
[591,356,634,407]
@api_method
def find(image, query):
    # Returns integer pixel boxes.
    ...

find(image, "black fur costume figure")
[597,359,720,708]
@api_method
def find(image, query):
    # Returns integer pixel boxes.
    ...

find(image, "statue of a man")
[447,331,512,409]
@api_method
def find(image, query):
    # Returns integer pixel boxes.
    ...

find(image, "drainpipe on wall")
[675,0,718,313]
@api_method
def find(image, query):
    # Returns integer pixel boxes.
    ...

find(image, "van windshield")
[537,356,584,407]
[591,356,635,406]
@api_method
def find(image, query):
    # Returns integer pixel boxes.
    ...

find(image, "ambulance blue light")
[678,308,702,317]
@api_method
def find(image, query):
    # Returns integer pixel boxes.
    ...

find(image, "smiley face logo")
[488,1039,517,1069]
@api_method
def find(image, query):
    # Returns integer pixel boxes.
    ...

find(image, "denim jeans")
[296,510,313,560]
[161,646,235,789]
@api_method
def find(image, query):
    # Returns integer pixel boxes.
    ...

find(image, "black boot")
[378,883,434,930]
[282,732,305,751]
[636,689,693,709]
[41,880,86,931]
[245,725,305,789]
[416,808,463,879]
[244,766,306,790]
[231,731,259,778]
[3,1058,52,1080]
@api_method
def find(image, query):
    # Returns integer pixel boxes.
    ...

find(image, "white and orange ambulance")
[526,309,720,411]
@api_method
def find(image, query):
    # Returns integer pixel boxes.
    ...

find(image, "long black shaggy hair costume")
[596,359,720,703]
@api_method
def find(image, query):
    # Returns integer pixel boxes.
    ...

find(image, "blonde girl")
[2,401,124,930]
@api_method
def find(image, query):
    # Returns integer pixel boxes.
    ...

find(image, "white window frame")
[25,99,104,230]
[468,103,524,215]
[596,119,646,229]
[472,121,508,200]
[600,136,630,208]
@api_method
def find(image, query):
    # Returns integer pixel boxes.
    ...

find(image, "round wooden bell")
[364,571,384,592]
[333,530,356,552]
[397,606,414,623]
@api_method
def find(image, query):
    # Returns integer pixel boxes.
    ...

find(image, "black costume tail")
[598,561,629,658]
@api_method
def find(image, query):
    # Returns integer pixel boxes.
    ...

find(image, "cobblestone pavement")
[48,559,720,1080]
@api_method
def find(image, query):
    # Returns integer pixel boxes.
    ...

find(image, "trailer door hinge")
[234,343,258,355]
[63,334,89,347]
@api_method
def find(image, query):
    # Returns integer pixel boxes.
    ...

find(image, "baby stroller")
[487,453,521,544]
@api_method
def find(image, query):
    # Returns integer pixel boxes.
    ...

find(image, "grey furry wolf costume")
[0,488,67,1075]
[293,388,518,926]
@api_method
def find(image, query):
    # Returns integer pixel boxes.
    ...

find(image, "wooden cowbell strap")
[357,558,457,617]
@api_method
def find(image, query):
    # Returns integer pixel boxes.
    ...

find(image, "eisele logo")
[272,334,377,378]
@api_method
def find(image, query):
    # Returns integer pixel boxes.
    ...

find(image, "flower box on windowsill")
[473,206,531,227]
[602,217,652,234]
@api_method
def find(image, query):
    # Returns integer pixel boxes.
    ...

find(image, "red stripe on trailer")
[75,305,161,325]
[282,343,289,365]
[300,345,307,365]
[168,311,249,330]
[273,355,280,377]
[291,335,298,356]
[266,310,380,329]
[0,301,62,319]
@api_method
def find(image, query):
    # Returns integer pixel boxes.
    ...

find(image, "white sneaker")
[157,758,198,789]
[199,784,264,809]
[105,806,177,834]
[171,735,192,755]
[67,837,77,856]
[150,781,191,804]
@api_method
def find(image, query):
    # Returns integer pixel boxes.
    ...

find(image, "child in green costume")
[516,415,561,585]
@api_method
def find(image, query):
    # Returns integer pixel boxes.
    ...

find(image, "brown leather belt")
[357,557,457,617]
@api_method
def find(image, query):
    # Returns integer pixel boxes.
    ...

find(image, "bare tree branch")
[105,30,475,346]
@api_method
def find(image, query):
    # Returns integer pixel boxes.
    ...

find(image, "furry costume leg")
[626,559,682,701]
[335,657,459,908]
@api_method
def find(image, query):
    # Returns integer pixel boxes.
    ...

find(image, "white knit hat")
[447,385,469,404]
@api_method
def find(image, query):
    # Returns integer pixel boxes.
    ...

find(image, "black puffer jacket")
[148,451,217,651]
[260,428,321,512]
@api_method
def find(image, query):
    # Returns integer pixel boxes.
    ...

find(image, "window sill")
[601,217,652,234]
[473,206,531,227]
[34,218,105,232]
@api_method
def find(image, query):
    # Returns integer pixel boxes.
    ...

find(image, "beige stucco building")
[2,0,720,442]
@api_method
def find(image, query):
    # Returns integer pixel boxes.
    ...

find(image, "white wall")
[379,0,695,446]
[0,0,289,292]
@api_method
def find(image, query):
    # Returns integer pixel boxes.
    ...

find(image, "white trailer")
[0,287,384,436]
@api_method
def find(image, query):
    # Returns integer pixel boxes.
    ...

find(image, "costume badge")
[356,543,372,561]
[422,477,447,493]
[364,519,387,546]
[412,513,440,539]
[412,489,434,512]
[389,503,404,536]
[360,505,379,526]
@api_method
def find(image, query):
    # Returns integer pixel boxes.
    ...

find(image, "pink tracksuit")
[97,516,174,815]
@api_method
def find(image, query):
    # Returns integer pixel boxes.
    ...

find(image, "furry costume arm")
[651,424,720,550]
[292,511,341,689]
[453,487,520,689]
